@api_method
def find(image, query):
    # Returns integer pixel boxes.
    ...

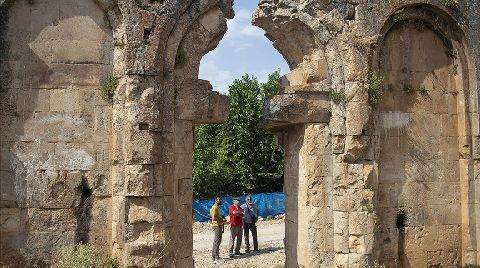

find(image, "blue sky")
[199,1,289,94]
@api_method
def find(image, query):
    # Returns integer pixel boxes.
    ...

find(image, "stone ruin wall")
[0,0,115,264]
[258,0,480,267]
[0,0,478,267]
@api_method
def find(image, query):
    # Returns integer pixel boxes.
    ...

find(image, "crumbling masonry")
[0,0,479,267]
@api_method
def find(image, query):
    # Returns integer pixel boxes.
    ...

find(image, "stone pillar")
[262,85,332,266]
[111,75,168,267]
[109,1,232,266]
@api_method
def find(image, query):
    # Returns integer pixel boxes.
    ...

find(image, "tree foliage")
[193,71,284,199]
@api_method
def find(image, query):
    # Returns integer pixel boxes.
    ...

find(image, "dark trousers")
[212,225,222,259]
[243,222,258,251]
[228,225,243,254]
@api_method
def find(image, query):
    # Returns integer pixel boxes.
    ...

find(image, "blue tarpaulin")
[192,192,285,222]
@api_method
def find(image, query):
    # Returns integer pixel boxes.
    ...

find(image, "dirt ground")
[193,219,285,267]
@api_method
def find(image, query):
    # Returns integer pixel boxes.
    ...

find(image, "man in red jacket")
[228,198,244,258]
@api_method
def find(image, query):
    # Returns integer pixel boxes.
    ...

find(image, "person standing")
[210,196,224,264]
[228,198,244,258]
[241,195,259,253]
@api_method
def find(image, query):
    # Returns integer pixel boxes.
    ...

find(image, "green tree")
[192,71,284,199]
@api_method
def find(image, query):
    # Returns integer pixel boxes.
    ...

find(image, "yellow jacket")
[210,204,223,226]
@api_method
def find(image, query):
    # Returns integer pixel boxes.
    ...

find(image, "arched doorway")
[374,4,478,266]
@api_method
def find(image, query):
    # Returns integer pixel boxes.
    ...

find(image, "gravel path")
[193,220,285,267]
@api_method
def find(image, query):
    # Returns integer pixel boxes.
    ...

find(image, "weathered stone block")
[127,197,163,224]
[154,164,174,196]
[343,48,369,81]
[174,153,193,180]
[124,222,162,243]
[332,135,345,154]
[0,171,16,206]
[16,89,50,112]
[333,211,348,235]
[21,113,94,143]
[125,164,154,196]
[93,106,113,141]
[28,208,77,232]
[334,253,349,268]
[349,212,375,235]
[41,143,96,171]
[334,233,349,253]
[348,252,370,268]
[303,124,331,155]
[162,196,175,225]
[307,176,326,207]
[377,183,398,208]
[262,93,331,130]
[123,241,164,267]
[175,79,229,124]
[28,170,82,209]
[178,178,193,205]
[174,120,193,151]
[346,102,370,136]
[176,204,193,259]
[0,208,26,232]
[345,81,368,102]
[344,135,370,163]
[124,128,159,164]
[51,40,105,64]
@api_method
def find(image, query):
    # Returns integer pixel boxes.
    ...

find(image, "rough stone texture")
[255,0,480,267]
[0,0,114,266]
[0,0,479,267]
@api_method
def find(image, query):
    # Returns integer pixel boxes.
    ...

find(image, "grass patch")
[367,70,384,106]
[445,48,457,60]
[392,8,407,23]
[329,89,346,104]
[403,84,427,96]
[101,74,119,101]
[367,261,386,268]
[55,244,119,268]
[440,0,458,8]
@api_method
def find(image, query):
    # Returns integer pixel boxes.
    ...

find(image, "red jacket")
[229,205,244,226]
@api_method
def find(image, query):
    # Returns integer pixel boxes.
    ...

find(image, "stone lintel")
[175,79,229,124]
[261,92,331,131]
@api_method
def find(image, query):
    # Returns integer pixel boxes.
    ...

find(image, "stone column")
[110,75,168,267]
[262,89,332,266]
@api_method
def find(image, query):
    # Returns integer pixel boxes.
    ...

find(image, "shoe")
[229,254,234,258]
[213,259,218,264]
[245,250,250,254]
[234,252,243,255]
[254,250,260,253]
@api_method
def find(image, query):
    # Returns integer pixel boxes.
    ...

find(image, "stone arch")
[253,2,335,267]
[372,4,478,266]
[0,0,118,266]
[107,1,233,266]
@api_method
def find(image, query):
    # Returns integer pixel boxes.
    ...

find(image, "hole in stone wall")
[76,178,93,244]
[139,123,149,130]
[396,210,407,229]
[144,27,152,40]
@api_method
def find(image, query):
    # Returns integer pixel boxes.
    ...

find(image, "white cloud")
[235,9,252,20]
[234,43,254,52]
[239,25,264,38]
[224,9,265,41]
[199,59,232,94]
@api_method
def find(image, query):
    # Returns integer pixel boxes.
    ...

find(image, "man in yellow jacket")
[210,196,224,263]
